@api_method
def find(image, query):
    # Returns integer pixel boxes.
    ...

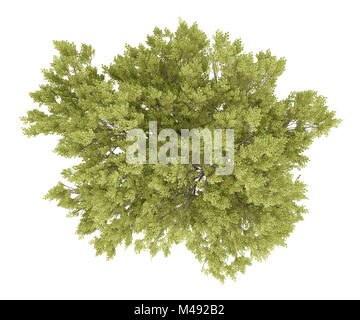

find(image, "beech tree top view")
[21,20,340,282]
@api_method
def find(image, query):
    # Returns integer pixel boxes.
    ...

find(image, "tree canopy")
[21,20,340,282]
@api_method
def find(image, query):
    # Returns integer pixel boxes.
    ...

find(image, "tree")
[21,20,340,282]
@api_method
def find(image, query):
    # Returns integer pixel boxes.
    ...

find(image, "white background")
[0,0,359,300]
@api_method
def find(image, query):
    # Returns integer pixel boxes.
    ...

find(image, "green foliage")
[21,21,340,282]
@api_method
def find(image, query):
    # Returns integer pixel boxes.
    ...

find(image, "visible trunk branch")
[235,192,255,216]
